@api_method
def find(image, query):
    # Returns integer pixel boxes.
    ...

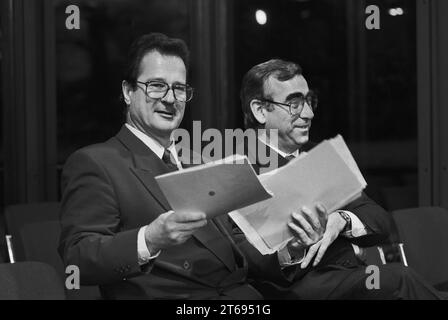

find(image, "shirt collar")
[125,123,177,160]
[258,132,300,159]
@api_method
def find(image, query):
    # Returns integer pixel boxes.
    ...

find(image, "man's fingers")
[316,203,328,228]
[316,203,326,214]
[300,242,320,269]
[172,211,207,223]
[291,212,315,239]
[313,237,331,267]
[288,222,312,246]
[174,218,208,231]
[300,206,321,232]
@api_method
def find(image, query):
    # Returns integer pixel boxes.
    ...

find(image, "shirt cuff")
[137,225,161,266]
[340,210,368,238]
[278,243,307,268]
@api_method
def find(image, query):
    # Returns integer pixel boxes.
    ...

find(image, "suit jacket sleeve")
[342,192,395,246]
[58,150,145,285]
[218,216,298,287]
[236,234,298,286]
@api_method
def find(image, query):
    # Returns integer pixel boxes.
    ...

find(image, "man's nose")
[161,87,176,104]
[299,102,314,119]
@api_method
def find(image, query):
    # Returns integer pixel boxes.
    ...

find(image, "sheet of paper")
[329,135,367,187]
[155,155,273,218]
[229,135,367,254]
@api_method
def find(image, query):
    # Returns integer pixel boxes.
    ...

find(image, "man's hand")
[287,204,328,253]
[300,211,347,268]
[144,210,208,253]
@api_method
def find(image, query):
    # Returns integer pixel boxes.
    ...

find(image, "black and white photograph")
[0,0,447,304]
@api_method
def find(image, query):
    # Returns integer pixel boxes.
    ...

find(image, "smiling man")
[255,72,314,153]
[123,49,188,147]
[239,59,447,299]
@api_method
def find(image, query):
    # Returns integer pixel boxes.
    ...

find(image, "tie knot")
[285,154,296,162]
[162,148,178,171]
[162,148,173,163]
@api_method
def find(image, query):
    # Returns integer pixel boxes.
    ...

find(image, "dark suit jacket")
[58,125,294,299]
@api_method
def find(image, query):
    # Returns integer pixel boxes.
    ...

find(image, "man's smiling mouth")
[156,110,176,118]
[295,123,310,129]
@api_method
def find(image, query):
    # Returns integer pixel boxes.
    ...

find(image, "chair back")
[19,220,102,300]
[4,202,101,299]
[392,206,448,285]
[5,202,60,261]
[0,261,65,300]
[20,221,65,275]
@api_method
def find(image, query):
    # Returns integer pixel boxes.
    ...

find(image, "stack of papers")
[229,135,367,255]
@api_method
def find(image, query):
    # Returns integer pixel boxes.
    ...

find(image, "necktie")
[162,148,179,172]
[285,154,296,162]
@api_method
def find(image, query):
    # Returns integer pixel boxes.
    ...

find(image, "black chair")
[0,261,65,300]
[4,202,101,299]
[20,221,65,275]
[0,213,6,263]
[4,202,60,261]
[392,206,448,286]
[19,220,102,300]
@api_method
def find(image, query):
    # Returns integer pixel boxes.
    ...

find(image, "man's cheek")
[292,129,308,142]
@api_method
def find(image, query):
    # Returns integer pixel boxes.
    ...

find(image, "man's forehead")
[263,75,309,98]
[139,51,186,78]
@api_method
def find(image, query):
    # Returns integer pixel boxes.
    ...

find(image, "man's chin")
[294,135,309,146]
[155,114,182,127]
[149,118,182,136]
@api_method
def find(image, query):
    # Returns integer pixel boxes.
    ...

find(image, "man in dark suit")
[58,33,329,299]
[239,58,446,299]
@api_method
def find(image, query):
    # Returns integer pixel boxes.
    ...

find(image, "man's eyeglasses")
[260,91,318,116]
[136,80,194,102]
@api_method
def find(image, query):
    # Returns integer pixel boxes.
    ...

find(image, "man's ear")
[250,99,267,125]
[122,80,133,105]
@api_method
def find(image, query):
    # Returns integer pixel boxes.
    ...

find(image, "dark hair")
[123,32,190,89]
[240,59,302,129]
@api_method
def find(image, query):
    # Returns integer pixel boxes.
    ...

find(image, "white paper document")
[155,155,273,218]
[229,135,367,255]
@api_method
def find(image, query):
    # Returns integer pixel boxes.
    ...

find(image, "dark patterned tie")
[162,148,179,172]
[285,154,296,162]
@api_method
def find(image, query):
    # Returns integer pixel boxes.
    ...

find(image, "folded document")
[155,155,273,218]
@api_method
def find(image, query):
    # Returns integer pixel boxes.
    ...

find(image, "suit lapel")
[245,140,288,174]
[249,139,315,173]
[274,151,289,168]
[130,165,172,212]
[116,126,172,211]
